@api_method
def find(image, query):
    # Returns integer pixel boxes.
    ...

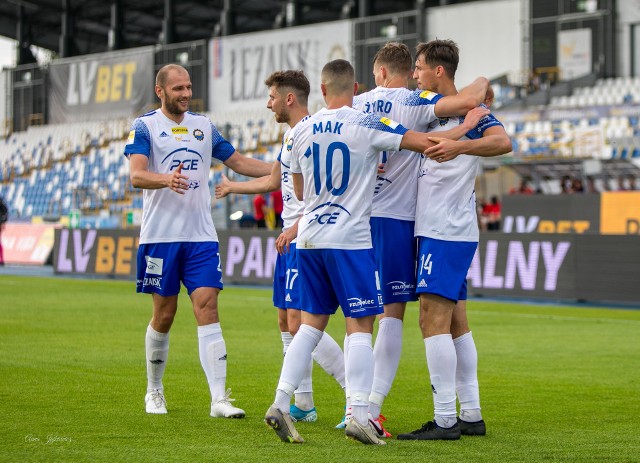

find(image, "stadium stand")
[0,112,284,221]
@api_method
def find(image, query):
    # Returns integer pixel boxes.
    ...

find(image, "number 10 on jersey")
[304,142,350,196]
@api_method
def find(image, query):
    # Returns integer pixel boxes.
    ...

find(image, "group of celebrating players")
[124,38,511,446]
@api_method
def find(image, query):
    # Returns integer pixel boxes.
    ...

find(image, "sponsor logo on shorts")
[145,256,163,275]
[347,297,377,313]
[388,280,416,295]
[417,279,428,288]
[143,277,162,289]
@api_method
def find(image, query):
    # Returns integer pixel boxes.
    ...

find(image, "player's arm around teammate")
[425,123,512,163]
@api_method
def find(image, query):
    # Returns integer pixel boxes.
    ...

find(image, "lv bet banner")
[48,47,154,123]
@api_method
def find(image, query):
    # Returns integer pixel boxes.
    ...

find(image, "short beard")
[274,111,289,124]
[165,99,188,116]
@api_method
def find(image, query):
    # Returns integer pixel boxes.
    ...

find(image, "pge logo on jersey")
[163,147,204,171]
[305,202,351,226]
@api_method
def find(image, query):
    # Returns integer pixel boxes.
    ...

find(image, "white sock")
[294,357,314,410]
[312,332,346,388]
[283,331,314,410]
[275,324,323,412]
[425,334,457,428]
[370,317,403,419]
[454,331,482,422]
[346,332,374,426]
[146,324,169,392]
[281,331,293,356]
[343,333,351,410]
[198,323,226,403]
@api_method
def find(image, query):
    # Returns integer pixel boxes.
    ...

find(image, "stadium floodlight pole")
[416,0,426,43]
[286,0,301,27]
[222,0,235,36]
[358,0,371,17]
[162,0,175,45]
[108,0,123,51]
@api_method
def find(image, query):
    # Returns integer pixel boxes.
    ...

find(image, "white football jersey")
[124,110,235,244]
[277,116,310,231]
[415,112,503,242]
[353,88,443,220]
[290,106,407,250]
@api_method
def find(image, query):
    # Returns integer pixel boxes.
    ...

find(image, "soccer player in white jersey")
[215,70,346,422]
[124,64,271,418]
[350,42,491,437]
[396,40,512,441]
[264,59,488,445]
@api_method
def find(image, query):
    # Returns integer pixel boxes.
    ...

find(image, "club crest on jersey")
[380,117,399,129]
[419,90,437,100]
[286,138,294,151]
[193,128,204,141]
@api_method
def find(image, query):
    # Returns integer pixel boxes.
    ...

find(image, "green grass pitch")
[1,275,639,462]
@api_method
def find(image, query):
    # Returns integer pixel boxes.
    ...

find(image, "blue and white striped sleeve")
[123,118,151,158]
[210,122,237,162]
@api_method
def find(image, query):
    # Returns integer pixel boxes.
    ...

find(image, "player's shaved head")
[321,59,355,95]
[156,64,189,88]
[373,42,412,76]
[415,39,459,79]
[264,70,310,105]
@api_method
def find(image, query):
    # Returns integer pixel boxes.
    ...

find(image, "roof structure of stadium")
[0,0,480,63]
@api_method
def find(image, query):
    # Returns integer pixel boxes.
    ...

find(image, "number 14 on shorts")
[420,253,433,275]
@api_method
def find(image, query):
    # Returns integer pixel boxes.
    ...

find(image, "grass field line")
[471,309,640,324]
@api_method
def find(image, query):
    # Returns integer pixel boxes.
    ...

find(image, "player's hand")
[215,174,232,199]
[275,227,297,255]
[168,163,189,194]
[484,85,495,108]
[461,106,490,131]
[424,137,462,162]
[377,163,386,174]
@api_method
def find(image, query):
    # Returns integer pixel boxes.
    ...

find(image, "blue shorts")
[136,242,223,296]
[298,248,383,319]
[415,237,477,302]
[371,217,418,304]
[273,243,301,309]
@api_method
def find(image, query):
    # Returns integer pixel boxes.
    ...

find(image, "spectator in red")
[270,189,284,228]
[253,193,267,228]
[484,195,501,231]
